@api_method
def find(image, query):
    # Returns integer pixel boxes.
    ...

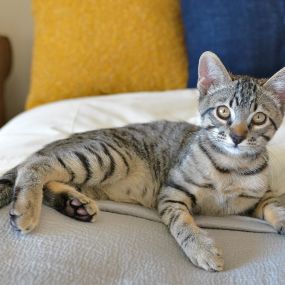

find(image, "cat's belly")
[83,183,157,208]
[89,165,159,208]
[103,182,157,208]
[81,156,160,208]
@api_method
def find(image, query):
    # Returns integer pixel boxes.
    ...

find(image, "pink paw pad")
[65,198,94,222]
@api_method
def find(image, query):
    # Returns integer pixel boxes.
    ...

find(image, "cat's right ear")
[198,51,232,96]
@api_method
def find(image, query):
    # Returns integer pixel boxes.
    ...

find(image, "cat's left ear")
[263,67,285,104]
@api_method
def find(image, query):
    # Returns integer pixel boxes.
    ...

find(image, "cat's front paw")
[9,195,42,234]
[274,220,285,235]
[184,231,224,272]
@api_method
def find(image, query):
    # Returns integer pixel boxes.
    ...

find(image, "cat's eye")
[252,112,267,125]
[216,105,230,120]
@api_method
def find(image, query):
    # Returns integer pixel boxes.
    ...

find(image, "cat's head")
[198,51,285,156]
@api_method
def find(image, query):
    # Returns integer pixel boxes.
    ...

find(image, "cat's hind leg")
[44,181,99,222]
[10,139,130,233]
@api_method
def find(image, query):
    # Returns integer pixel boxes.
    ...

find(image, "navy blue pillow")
[181,0,285,87]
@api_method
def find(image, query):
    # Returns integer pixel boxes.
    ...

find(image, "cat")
[1,51,285,272]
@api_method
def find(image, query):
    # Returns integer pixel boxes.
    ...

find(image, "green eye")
[252,112,267,125]
[217,105,230,120]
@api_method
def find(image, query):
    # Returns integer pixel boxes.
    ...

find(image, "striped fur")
[1,51,285,272]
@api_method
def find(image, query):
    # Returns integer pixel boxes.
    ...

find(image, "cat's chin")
[222,145,243,156]
[222,144,261,157]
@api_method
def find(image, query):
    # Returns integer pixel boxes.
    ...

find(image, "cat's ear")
[198,51,232,95]
[263,67,285,104]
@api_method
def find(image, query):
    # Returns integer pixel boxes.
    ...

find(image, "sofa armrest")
[0,36,12,126]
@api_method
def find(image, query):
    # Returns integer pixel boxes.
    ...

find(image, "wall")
[0,0,33,120]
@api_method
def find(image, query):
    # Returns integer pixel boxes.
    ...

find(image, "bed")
[1,90,285,284]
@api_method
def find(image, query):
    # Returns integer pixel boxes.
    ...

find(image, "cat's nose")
[230,122,248,145]
[230,133,245,145]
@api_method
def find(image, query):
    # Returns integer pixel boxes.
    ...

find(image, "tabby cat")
[1,51,285,272]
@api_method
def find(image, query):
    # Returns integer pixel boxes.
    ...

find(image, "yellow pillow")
[26,0,188,109]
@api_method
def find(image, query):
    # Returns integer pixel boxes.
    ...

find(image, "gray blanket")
[0,199,285,285]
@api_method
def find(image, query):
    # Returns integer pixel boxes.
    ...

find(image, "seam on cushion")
[101,210,276,234]
[101,209,162,224]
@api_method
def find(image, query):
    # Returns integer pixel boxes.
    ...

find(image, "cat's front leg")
[253,190,285,234]
[158,183,224,272]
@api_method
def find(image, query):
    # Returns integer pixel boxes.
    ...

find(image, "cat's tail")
[0,167,17,208]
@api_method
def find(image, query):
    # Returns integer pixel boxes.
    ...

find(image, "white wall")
[0,0,33,120]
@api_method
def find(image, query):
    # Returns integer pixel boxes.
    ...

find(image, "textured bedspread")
[0,90,285,284]
[1,201,285,285]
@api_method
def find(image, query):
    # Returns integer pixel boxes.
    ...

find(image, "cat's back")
[70,120,199,146]
[40,120,200,161]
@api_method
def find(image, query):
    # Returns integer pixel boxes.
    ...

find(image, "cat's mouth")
[209,133,263,156]
[212,136,255,152]
[222,142,262,157]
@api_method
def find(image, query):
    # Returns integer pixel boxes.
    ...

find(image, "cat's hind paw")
[44,181,99,222]
[64,197,98,222]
